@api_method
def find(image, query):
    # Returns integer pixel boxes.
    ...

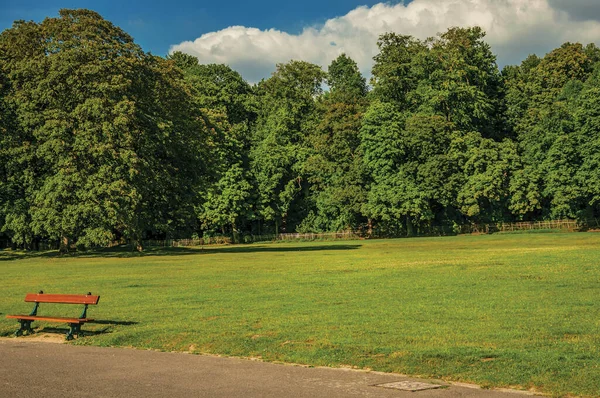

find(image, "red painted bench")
[6,291,100,340]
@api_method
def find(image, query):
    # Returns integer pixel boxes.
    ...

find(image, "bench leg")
[66,324,77,340]
[15,320,34,336]
[67,323,84,340]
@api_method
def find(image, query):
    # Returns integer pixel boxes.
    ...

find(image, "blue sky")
[2,0,600,82]
[1,0,388,56]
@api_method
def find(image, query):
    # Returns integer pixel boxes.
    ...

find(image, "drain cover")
[375,381,442,392]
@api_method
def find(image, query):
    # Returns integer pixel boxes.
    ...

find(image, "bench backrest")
[25,293,100,305]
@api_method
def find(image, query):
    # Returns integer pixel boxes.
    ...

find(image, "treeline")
[1,9,599,250]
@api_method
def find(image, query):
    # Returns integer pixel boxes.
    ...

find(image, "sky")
[3,0,600,82]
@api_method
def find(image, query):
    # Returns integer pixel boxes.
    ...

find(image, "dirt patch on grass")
[0,333,65,343]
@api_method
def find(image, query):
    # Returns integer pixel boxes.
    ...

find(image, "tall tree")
[451,132,519,222]
[507,43,595,220]
[171,57,256,240]
[251,60,326,234]
[365,27,509,233]
[301,54,368,232]
[370,33,426,109]
[360,101,412,234]
[418,27,504,139]
[0,59,32,247]
[0,9,208,250]
[327,53,368,100]
[573,66,600,219]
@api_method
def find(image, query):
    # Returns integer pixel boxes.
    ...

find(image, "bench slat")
[24,293,100,305]
[6,315,94,324]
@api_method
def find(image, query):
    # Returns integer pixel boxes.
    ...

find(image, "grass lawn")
[1,233,600,396]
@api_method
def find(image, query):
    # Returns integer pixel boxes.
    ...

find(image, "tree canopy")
[0,10,208,250]
[2,9,600,249]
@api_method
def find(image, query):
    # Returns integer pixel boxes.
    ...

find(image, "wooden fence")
[151,219,600,248]
[144,236,232,247]
[459,218,600,235]
[139,220,598,248]
[276,231,360,241]
[142,231,360,247]
[3,219,599,251]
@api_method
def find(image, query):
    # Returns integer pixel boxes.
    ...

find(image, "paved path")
[0,338,536,397]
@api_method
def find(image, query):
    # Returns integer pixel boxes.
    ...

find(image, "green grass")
[2,233,600,397]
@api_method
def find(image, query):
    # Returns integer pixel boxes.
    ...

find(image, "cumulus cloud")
[169,0,600,83]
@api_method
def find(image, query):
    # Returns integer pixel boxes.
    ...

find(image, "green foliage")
[0,9,207,249]
[2,9,600,244]
[420,27,503,139]
[360,101,424,231]
[300,54,368,232]
[451,133,519,221]
[201,163,253,235]
[251,61,326,233]
[327,53,367,100]
[364,27,512,232]
[171,60,256,237]
[167,51,199,69]
[573,66,600,217]
[370,33,426,108]
[506,42,599,220]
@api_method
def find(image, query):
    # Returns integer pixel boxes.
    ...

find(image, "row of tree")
[1,9,599,250]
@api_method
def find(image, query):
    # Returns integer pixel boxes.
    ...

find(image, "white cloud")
[169,0,600,83]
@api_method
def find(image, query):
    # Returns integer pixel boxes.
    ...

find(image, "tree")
[502,54,541,136]
[327,53,367,100]
[251,61,326,234]
[507,43,595,220]
[0,9,208,251]
[365,27,509,233]
[417,27,504,139]
[573,66,600,218]
[360,101,419,235]
[451,133,519,222]
[370,33,425,108]
[172,60,257,239]
[167,51,199,70]
[301,54,368,232]
[200,163,253,240]
[0,60,33,247]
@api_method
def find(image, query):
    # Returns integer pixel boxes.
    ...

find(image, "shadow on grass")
[0,246,202,261]
[91,320,138,326]
[38,326,109,337]
[0,243,361,261]
[37,319,139,337]
[0,321,136,338]
[204,244,361,254]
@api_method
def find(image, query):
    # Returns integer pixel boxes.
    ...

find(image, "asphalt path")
[0,338,537,397]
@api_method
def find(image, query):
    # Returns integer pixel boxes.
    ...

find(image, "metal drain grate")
[375,381,442,392]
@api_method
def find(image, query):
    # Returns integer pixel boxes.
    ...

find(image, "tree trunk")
[406,215,414,237]
[130,238,143,252]
[367,218,373,238]
[232,222,239,244]
[60,236,70,254]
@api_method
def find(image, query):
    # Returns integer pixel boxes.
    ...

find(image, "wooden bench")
[6,291,100,340]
